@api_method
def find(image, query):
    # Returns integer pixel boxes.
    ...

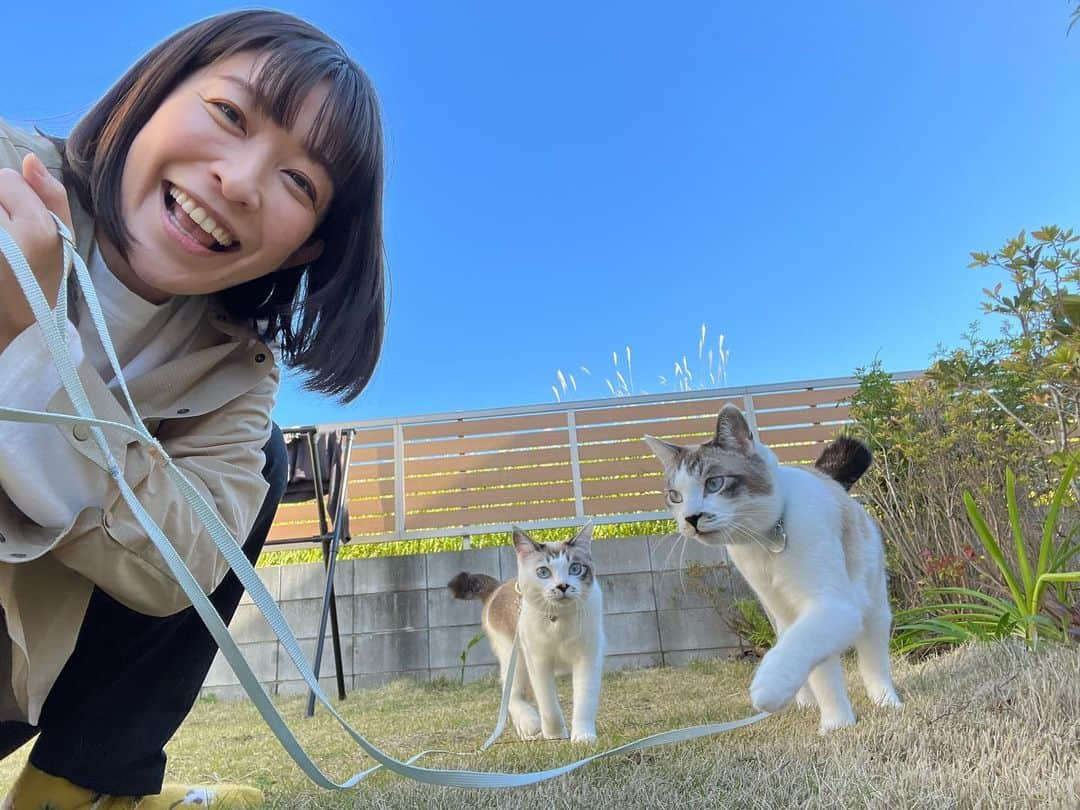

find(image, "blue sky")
[4,2,1079,426]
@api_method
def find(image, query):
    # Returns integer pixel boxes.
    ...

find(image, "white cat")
[645,405,902,733]
[449,524,605,744]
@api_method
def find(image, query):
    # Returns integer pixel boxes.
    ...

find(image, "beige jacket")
[0,120,279,723]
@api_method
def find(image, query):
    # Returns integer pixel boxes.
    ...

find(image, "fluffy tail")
[448,571,500,602]
[814,436,872,491]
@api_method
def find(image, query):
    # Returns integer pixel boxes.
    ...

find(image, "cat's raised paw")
[749,657,802,713]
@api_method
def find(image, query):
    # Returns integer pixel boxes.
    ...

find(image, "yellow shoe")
[130,784,263,809]
[1,762,263,809]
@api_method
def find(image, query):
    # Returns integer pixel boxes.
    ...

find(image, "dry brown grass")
[1,640,1076,808]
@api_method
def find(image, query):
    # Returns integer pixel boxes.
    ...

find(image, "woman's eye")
[213,101,246,131]
[667,489,683,504]
[285,170,317,204]
[705,476,726,494]
[536,566,551,579]
[568,562,583,576]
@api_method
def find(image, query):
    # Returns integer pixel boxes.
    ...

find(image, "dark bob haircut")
[60,10,385,402]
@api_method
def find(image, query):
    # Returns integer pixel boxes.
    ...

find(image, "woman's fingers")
[0,164,53,238]
[0,155,72,314]
[0,166,36,222]
[22,153,75,238]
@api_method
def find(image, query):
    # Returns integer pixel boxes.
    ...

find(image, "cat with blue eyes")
[645,405,902,733]
[448,524,605,743]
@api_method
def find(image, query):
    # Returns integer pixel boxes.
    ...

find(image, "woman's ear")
[281,238,324,270]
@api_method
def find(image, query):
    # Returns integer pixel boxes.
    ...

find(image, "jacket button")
[73,425,90,441]
[177,408,190,415]
[255,353,266,363]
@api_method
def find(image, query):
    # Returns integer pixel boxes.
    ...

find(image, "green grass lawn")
[1,640,1076,808]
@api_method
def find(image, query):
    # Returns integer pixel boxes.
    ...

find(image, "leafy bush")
[851,225,1079,614]
[849,361,1049,609]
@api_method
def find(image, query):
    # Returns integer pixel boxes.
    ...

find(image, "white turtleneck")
[0,246,207,528]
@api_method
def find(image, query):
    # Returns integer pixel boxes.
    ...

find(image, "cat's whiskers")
[657,531,684,572]
[718,519,770,549]
[692,507,777,547]
[677,532,692,594]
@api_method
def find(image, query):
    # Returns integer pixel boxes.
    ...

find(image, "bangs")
[244,44,381,207]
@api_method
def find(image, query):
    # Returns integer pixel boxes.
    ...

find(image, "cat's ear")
[566,522,594,552]
[712,404,754,453]
[643,435,683,470]
[512,527,544,556]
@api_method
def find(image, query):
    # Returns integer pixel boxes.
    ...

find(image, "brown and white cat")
[448,525,604,744]
[645,405,901,733]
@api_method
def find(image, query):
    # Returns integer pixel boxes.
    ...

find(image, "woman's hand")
[0,153,76,349]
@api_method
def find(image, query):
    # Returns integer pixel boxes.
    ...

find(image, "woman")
[0,10,385,807]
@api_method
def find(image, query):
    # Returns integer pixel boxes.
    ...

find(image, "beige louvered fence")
[267,371,921,548]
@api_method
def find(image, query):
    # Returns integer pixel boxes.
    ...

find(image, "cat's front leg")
[807,656,855,733]
[528,660,568,739]
[760,602,815,708]
[508,669,542,740]
[570,652,603,744]
[750,601,861,714]
[500,638,542,740]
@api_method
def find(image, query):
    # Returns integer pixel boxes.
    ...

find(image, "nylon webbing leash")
[0,218,771,789]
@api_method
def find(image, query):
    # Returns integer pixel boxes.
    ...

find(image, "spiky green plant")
[894,459,1079,654]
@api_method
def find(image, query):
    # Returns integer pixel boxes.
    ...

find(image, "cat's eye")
[667,489,683,503]
[568,562,584,576]
[704,476,726,494]
[536,566,551,579]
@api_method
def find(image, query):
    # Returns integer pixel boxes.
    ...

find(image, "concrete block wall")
[201,535,745,700]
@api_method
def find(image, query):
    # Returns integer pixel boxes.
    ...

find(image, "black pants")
[0,423,288,796]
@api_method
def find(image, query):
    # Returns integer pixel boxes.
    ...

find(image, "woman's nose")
[214,156,261,210]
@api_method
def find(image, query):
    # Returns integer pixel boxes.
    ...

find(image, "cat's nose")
[686,513,703,529]
[555,583,569,592]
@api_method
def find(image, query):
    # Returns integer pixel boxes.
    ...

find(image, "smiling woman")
[101,51,333,302]
[0,10,385,809]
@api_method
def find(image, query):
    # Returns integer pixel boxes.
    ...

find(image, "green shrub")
[851,225,1079,613]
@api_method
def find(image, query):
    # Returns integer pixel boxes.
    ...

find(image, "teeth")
[167,185,235,247]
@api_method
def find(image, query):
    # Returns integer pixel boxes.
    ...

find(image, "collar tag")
[754,516,787,554]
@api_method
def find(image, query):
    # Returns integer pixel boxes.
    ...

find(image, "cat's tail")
[814,436,872,491]
[448,572,500,603]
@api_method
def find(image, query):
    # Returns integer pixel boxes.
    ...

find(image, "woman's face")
[105,51,334,303]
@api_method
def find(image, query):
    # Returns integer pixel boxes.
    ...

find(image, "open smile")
[161,182,241,254]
